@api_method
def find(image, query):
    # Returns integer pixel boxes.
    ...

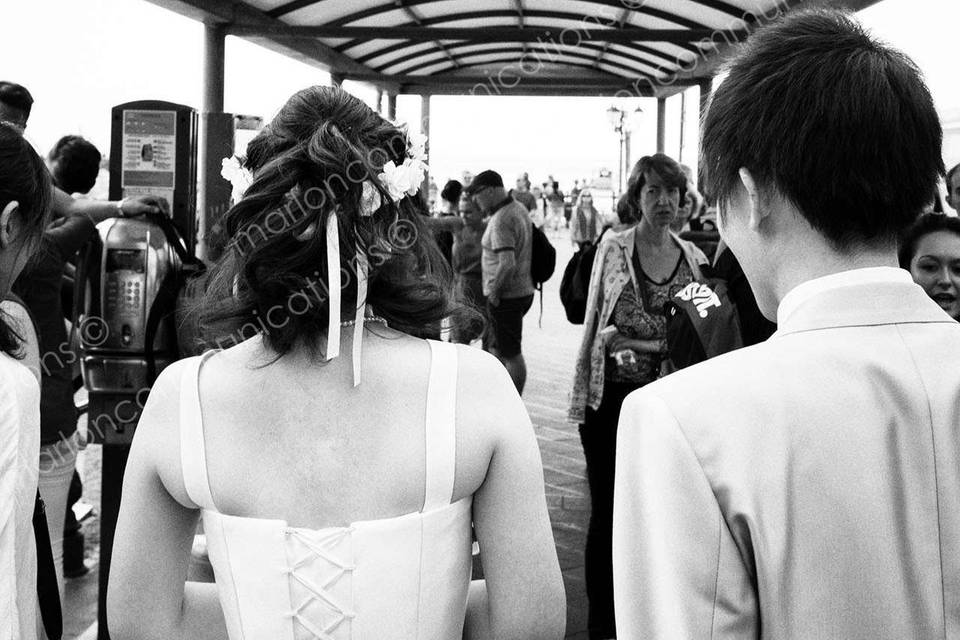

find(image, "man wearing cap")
[466,169,534,393]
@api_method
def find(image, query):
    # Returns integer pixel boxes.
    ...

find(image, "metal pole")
[197,23,228,262]
[656,97,666,154]
[387,93,398,120]
[618,127,625,194]
[679,90,687,163]
[421,94,431,203]
[375,88,383,115]
[202,25,225,113]
[624,129,632,180]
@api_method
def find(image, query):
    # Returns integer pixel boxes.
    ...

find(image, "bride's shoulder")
[452,344,530,431]
[453,344,510,383]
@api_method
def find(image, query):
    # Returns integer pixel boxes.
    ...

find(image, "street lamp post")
[607,104,643,194]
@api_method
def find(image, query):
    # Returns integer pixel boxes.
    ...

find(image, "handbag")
[34,491,62,640]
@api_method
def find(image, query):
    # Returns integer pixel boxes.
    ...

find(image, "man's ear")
[0,200,19,249]
[737,168,768,232]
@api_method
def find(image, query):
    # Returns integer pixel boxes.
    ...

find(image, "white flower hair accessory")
[221,155,253,203]
[376,130,429,203]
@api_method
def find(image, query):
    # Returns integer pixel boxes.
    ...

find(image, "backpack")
[664,279,744,370]
[559,228,607,324]
[529,223,556,326]
[530,223,556,287]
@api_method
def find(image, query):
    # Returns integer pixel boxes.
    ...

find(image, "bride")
[108,86,565,640]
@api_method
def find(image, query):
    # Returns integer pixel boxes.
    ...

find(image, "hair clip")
[360,181,382,217]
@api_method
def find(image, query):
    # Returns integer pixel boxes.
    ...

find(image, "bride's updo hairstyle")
[201,86,459,355]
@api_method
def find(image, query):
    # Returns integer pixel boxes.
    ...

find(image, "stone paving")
[63,230,593,639]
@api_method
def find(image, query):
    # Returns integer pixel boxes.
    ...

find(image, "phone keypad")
[106,278,143,313]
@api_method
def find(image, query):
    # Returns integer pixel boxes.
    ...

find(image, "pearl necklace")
[339,316,388,328]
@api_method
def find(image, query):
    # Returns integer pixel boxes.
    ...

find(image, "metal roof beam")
[514,0,528,56]
[666,0,884,85]
[271,0,747,22]
[390,46,658,77]
[344,73,699,97]
[227,25,745,44]
[394,0,461,71]
[345,73,699,87]
[358,36,681,71]
[142,0,385,80]
[594,8,631,70]
[373,42,665,78]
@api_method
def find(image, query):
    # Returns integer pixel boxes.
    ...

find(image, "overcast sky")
[2,0,957,193]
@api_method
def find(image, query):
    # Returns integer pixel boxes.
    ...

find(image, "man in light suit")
[612,9,960,639]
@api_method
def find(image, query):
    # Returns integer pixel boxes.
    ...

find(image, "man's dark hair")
[625,153,688,216]
[0,82,34,119]
[48,135,101,194]
[701,9,944,249]
[440,179,462,204]
[898,213,960,268]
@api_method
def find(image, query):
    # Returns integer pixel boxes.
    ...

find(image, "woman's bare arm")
[467,355,566,640]
[107,360,228,640]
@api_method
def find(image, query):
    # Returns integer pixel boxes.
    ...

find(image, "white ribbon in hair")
[325,209,373,387]
[325,211,341,360]
[352,249,369,387]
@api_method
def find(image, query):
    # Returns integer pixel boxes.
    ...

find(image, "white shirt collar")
[777,267,913,326]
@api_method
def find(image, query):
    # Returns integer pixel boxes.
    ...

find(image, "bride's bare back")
[196,329,493,528]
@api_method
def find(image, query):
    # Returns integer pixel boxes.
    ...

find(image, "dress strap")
[179,351,218,511]
[422,340,458,512]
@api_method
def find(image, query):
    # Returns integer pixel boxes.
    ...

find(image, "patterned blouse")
[606,255,694,385]
[567,226,707,425]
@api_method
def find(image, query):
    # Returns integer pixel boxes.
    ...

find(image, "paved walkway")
[63,230,593,639]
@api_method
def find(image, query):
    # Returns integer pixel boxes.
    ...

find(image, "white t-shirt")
[0,351,39,640]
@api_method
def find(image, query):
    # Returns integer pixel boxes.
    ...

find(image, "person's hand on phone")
[120,195,167,217]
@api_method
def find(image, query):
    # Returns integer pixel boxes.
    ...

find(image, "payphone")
[80,216,182,444]
[109,101,198,247]
[82,100,198,640]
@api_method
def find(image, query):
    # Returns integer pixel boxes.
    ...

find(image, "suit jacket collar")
[774,275,955,337]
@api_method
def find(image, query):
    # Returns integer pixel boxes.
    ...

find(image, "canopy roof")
[148,0,880,97]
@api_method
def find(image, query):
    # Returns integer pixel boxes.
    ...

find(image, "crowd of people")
[1,7,960,640]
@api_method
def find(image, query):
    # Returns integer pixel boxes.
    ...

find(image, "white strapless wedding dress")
[178,341,473,640]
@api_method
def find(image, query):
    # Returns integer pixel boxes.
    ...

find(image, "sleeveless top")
[178,340,474,640]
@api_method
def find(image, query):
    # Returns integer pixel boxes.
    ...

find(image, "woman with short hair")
[568,153,707,639]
